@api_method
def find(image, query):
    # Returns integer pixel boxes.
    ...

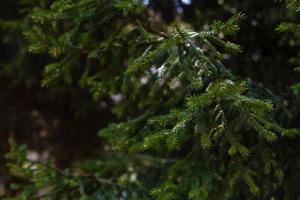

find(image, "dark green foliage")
[277,0,300,93]
[1,0,300,199]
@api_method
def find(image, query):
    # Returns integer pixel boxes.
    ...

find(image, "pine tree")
[277,0,300,92]
[2,0,300,199]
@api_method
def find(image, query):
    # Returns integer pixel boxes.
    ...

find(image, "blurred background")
[1,0,299,196]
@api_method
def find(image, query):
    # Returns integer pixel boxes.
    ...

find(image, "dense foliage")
[1,0,300,199]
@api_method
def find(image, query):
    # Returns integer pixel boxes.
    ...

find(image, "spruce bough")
[4,0,300,199]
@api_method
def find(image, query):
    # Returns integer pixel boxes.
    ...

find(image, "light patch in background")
[130,173,137,181]
[27,151,39,161]
[157,64,167,78]
[111,94,123,103]
[140,76,149,84]
[252,53,259,61]
[251,20,258,26]
[218,0,224,5]
[143,0,150,5]
[169,78,181,89]
[181,0,192,5]
[177,7,183,13]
